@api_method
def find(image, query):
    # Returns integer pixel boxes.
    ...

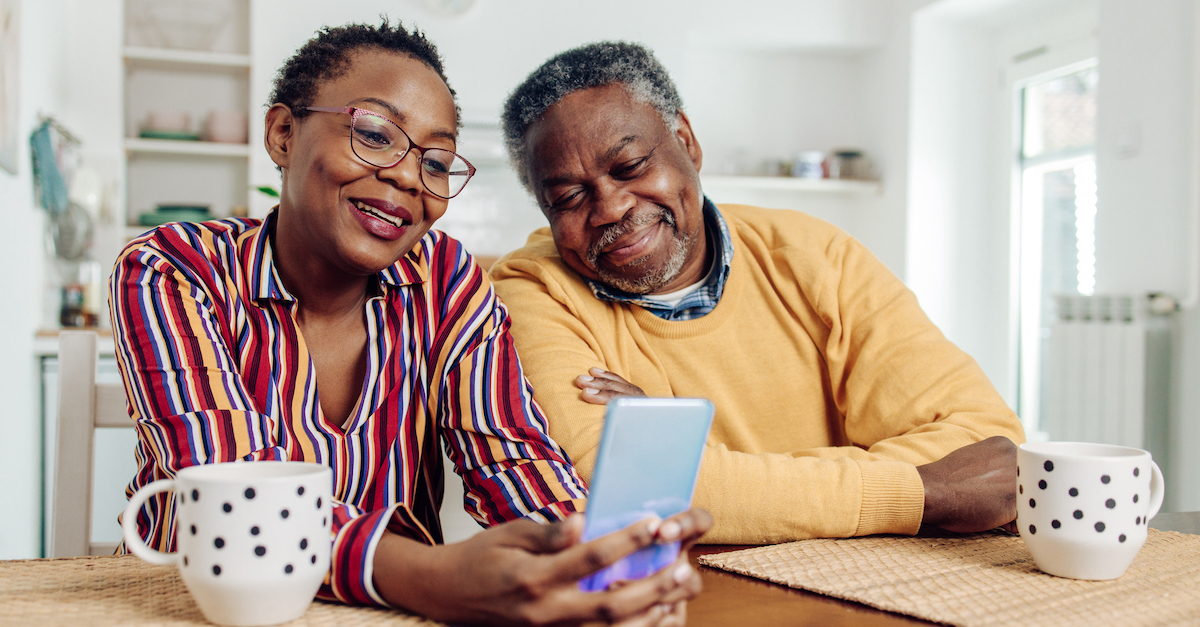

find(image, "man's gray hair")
[501,41,684,190]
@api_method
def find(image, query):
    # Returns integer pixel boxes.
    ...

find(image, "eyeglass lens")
[350,111,472,199]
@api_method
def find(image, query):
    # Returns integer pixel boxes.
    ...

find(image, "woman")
[110,20,707,625]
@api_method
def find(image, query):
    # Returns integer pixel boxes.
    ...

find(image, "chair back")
[51,331,130,557]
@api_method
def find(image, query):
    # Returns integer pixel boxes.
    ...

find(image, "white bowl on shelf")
[142,0,231,51]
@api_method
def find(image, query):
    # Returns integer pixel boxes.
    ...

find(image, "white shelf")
[701,175,881,194]
[125,138,250,157]
[124,46,251,69]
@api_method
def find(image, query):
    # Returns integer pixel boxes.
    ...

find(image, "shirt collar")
[585,197,733,314]
[248,210,426,305]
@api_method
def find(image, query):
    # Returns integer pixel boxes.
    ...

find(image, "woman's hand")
[374,509,711,626]
[575,368,646,405]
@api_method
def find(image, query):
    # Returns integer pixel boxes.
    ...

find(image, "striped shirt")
[585,197,733,321]
[109,213,587,606]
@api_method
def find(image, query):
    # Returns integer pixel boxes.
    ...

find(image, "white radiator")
[1043,295,1146,447]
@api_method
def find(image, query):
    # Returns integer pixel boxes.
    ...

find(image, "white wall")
[0,0,67,559]
[1093,0,1199,511]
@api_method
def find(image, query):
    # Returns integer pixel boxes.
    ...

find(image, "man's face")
[523,84,708,294]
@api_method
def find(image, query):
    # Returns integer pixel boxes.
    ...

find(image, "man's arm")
[492,233,1022,544]
[579,369,1018,534]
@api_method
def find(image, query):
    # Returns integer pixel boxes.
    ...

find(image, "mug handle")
[1147,461,1165,521]
[121,479,179,566]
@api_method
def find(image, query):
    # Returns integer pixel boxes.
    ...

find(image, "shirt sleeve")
[425,243,588,526]
[109,235,404,607]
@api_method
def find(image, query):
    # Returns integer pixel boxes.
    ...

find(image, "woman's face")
[268,49,458,277]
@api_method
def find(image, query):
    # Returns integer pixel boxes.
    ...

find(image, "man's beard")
[585,206,694,295]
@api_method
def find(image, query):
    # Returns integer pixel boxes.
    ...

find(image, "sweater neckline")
[628,229,745,339]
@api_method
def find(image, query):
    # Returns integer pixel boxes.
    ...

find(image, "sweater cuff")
[854,460,925,536]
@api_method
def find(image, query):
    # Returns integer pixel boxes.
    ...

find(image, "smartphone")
[578,397,715,592]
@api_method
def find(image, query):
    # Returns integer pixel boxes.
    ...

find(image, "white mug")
[122,461,332,626]
[1016,442,1164,580]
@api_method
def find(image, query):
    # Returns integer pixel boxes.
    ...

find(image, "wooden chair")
[51,330,131,557]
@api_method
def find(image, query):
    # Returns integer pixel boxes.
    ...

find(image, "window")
[1016,64,1099,435]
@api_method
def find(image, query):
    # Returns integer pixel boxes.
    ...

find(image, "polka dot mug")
[121,461,332,626]
[1016,442,1164,580]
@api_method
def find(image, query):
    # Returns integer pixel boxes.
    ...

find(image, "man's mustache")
[586,207,676,264]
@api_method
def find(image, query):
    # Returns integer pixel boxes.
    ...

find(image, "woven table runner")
[698,529,1200,626]
[0,554,442,626]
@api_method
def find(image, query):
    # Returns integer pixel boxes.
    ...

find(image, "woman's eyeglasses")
[305,106,476,199]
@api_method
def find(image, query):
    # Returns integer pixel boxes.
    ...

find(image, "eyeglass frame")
[304,105,476,199]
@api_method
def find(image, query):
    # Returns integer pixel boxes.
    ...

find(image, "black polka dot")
[1074,510,1084,520]
[281,509,290,519]
[1095,521,1106,532]
[1017,467,1020,477]
[310,554,317,564]
[300,538,308,550]
[1038,479,1047,490]
[297,486,305,496]
[212,565,221,576]
[1044,460,1054,472]
[192,489,199,501]
[250,526,260,535]
[255,546,266,557]
[1136,516,1142,525]
[1029,498,1037,508]
[1101,475,1111,484]
[1106,499,1116,509]
[183,556,189,566]
[1134,494,1139,503]
[322,517,328,527]
[1051,519,1061,529]
[1019,485,1024,494]
[1029,525,1037,534]
[316,497,323,509]
[244,487,256,500]
[222,503,232,513]
[284,564,294,574]
[180,493,186,504]
[190,525,196,535]
[1120,534,1127,543]
[214,537,225,549]
[1134,468,1140,477]
[1069,488,1079,497]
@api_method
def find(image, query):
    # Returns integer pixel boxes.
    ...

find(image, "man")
[492,41,1024,544]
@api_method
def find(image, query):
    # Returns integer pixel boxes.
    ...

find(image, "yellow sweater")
[491,203,1024,544]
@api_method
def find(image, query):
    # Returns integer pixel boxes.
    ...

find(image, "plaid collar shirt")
[585,197,733,321]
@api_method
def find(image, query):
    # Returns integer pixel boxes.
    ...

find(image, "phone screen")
[578,397,714,592]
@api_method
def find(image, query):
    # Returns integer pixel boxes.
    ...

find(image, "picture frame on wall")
[0,0,19,175]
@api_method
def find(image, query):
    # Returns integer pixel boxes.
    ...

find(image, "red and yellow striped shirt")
[109,213,587,606]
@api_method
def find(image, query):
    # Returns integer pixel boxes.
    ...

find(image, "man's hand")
[576,368,646,405]
[375,508,712,626]
[917,436,1018,533]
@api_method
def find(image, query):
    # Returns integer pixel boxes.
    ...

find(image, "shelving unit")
[119,0,252,235]
[701,175,882,195]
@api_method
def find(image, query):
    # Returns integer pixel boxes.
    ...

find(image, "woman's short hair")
[501,41,684,189]
[268,18,459,125]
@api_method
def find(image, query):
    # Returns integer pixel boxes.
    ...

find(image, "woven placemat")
[0,554,442,626]
[698,529,1200,627]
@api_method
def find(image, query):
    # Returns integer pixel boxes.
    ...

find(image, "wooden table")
[683,511,1199,626]
[0,513,1193,626]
